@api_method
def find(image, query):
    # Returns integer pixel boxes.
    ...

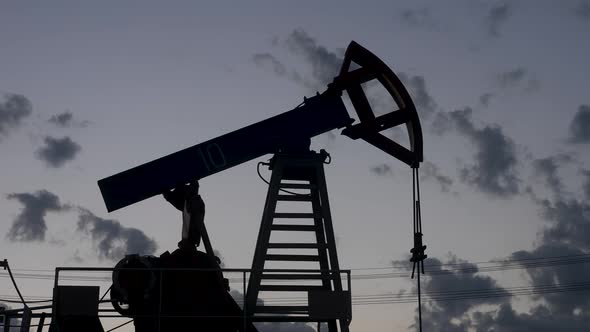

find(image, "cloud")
[574,0,590,20]
[252,53,309,88]
[447,108,520,196]
[398,73,438,118]
[511,243,590,315]
[496,67,540,93]
[479,92,494,107]
[582,169,590,200]
[0,93,32,139]
[283,28,343,87]
[77,208,157,260]
[393,255,509,331]
[486,2,511,37]
[400,8,435,28]
[568,104,590,144]
[473,302,590,331]
[253,53,287,76]
[536,197,590,251]
[472,242,590,330]
[476,161,590,330]
[48,110,89,128]
[6,190,69,242]
[260,30,438,123]
[35,136,81,168]
[532,154,573,195]
[421,161,453,192]
[49,111,73,127]
[370,163,393,176]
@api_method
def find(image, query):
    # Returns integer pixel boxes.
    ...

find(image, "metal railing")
[1,266,351,331]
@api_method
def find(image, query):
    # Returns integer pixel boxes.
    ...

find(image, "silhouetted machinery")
[80,41,424,332]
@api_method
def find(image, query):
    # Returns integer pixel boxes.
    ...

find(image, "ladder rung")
[265,254,320,261]
[261,273,329,280]
[255,306,309,314]
[268,243,323,249]
[280,183,316,189]
[274,213,319,219]
[271,225,317,232]
[277,194,312,201]
[259,285,325,292]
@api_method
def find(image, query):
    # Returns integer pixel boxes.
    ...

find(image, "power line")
[258,281,590,305]
[1,254,588,284]
[6,253,590,274]
[2,281,590,309]
[350,253,590,271]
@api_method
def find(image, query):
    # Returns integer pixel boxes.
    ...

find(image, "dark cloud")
[498,68,525,86]
[283,28,343,87]
[48,111,74,127]
[393,255,509,331]
[574,0,590,20]
[261,30,438,123]
[253,53,287,76]
[400,8,435,28]
[77,208,158,260]
[35,136,81,168]
[370,163,393,176]
[421,161,453,192]
[252,53,308,88]
[0,93,32,139]
[430,111,453,136]
[398,144,589,329]
[472,243,590,330]
[536,197,590,251]
[479,92,494,107]
[582,169,590,200]
[477,162,590,330]
[532,154,573,195]
[6,190,69,242]
[496,67,539,92]
[48,110,89,128]
[486,2,511,37]
[568,104,590,144]
[398,73,438,118]
[473,302,590,331]
[447,108,520,196]
[511,243,590,315]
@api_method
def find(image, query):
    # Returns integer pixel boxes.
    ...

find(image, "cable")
[6,253,589,275]
[349,252,590,271]
[2,255,589,285]
[1,259,26,307]
[409,167,426,332]
[256,162,312,197]
[255,281,590,305]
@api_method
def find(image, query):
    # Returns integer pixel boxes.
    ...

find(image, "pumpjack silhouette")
[0,41,427,332]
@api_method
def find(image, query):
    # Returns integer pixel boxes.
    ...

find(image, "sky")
[1,1,590,331]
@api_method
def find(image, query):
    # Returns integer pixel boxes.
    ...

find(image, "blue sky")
[1,1,590,331]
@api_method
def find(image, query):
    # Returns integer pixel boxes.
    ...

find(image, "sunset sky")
[1,1,590,331]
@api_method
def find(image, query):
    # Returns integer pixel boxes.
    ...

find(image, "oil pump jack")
[46,41,425,332]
